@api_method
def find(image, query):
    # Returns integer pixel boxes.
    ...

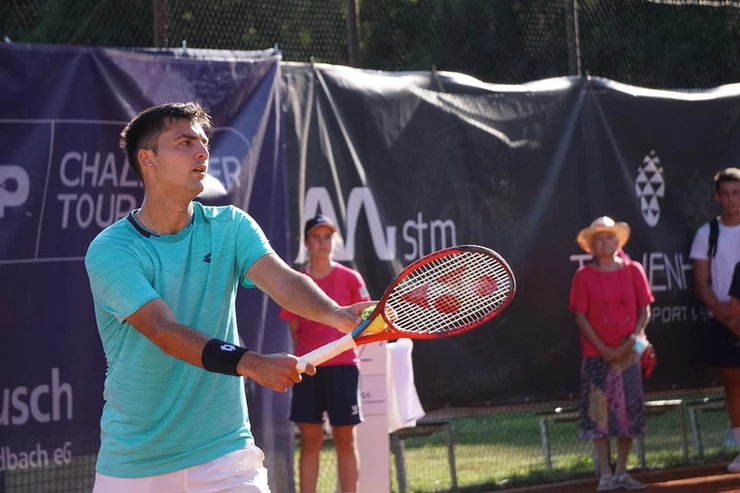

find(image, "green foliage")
[578,0,740,88]
[3,0,740,87]
[2,0,154,47]
[360,0,567,82]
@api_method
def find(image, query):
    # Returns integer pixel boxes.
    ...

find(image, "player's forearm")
[273,270,343,327]
[150,321,212,368]
[127,299,218,368]
[247,254,348,330]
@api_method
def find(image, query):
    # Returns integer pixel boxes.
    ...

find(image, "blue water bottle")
[631,334,649,355]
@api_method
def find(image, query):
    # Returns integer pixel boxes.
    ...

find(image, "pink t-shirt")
[279,263,370,366]
[569,261,654,358]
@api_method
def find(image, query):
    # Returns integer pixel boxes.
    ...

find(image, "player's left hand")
[237,352,316,392]
[334,301,377,333]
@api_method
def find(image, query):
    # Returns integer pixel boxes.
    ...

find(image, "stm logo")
[0,165,30,218]
[635,151,664,227]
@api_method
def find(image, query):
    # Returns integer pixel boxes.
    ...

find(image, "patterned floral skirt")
[578,354,646,439]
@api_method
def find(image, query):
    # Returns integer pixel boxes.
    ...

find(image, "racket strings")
[386,250,514,335]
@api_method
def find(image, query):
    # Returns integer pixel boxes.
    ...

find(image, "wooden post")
[153,0,168,48]
[564,0,581,76]
[346,0,360,67]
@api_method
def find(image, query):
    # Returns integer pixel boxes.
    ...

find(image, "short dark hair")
[119,102,213,180]
[714,167,740,193]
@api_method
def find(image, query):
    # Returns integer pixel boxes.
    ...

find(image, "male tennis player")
[84,102,371,493]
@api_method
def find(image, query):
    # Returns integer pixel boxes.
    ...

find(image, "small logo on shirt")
[351,405,359,416]
[220,344,236,352]
[203,253,212,263]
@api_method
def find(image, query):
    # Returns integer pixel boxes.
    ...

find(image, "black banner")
[282,66,738,409]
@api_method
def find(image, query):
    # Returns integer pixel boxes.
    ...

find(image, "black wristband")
[201,338,249,376]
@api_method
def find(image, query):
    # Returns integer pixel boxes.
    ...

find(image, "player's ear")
[139,149,155,169]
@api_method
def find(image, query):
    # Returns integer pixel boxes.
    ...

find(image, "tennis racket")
[296,244,516,372]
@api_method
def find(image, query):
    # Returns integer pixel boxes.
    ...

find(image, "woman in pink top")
[569,217,654,492]
[280,215,370,493]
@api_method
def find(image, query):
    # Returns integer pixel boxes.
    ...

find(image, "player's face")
[716,180,740,216]
[150,119,210,196]
[590,232,618,257]
[305,226,335,259]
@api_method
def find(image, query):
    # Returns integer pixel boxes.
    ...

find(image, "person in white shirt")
[690,167,740,473]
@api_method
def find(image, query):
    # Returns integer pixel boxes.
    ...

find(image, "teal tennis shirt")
[84,202,274,478]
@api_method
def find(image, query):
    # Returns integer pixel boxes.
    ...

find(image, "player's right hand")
[237,352,316,392]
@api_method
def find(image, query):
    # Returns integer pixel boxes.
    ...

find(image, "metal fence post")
[153,0,168,48]
[346,0,360,67]
[565,0,581,76]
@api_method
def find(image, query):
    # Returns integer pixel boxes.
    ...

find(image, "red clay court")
[503,465,740,493]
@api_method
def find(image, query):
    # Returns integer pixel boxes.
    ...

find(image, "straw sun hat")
[576,216,631,254]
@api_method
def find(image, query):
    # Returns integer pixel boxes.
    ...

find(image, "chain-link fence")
[3,394,735,492]
[1,0,352,64]
[304,393,735,493]
[578,0,740,89]
[360,0,570,84]
[4,0,740,88]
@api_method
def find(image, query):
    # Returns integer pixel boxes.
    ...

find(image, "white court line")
[34,121,55,259]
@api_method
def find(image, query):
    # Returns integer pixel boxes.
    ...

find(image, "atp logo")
[0,165,30,218]
[635,151,664,227]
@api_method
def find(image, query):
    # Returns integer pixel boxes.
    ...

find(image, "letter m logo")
[294,187,396,263]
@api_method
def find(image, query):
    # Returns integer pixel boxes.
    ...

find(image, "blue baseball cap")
[304,214,337,237]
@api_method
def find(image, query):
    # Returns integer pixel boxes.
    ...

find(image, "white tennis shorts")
[93,444,270,493]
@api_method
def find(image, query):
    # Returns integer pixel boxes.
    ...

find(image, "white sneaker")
[728,453,740,473]
[596,475,620,492]
[615,473,647,490]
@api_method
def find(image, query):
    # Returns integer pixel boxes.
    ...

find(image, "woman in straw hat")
[569,217,654,491]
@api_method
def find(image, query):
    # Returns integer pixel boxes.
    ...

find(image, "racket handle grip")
[296,333,358,373]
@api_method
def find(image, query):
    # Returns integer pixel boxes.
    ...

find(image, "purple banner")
[0,44,291,492]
